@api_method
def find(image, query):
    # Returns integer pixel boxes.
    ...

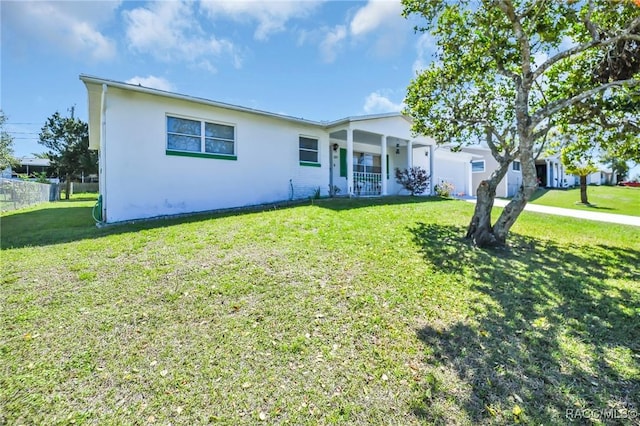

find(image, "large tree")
[0,110,17,171]
[39,108,97,199]
[403,0,640,247]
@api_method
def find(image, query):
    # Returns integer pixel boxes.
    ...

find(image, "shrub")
[434,181,455,198]
[395,167,430,196]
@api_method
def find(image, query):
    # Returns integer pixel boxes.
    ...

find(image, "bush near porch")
[1,195,638,424]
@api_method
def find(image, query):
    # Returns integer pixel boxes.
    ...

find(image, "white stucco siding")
[432,153,470,196]
[505,168,522,196]
[102,88,328,222]
[462,148,509,197]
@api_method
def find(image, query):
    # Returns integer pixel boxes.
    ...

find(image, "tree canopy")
[402,0,640,247]
[0,110,16,171]
[39,108,97,199]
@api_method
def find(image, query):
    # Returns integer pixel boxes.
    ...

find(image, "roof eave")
[79,74,324,128]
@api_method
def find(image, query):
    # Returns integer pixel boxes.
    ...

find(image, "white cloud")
[363,91,405,114]
[413,33,436,74]
[125,76,175,92]
[123,1,241,72]
[319,25,347,63]
[296,0,408,62]
[200,1,322,41]
[350,0,403,37]
[349,0,409,58]
[2,1,118,61]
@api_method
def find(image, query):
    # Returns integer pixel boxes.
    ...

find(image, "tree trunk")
[466,160,510,247]
[492,147,538,244]
[65,175,71,200]
[579,175,589,204]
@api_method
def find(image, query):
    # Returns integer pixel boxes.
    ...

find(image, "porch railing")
[354,172,382,196]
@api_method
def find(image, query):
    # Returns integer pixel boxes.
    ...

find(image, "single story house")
[81,75,473,223]
[535,155,570,188]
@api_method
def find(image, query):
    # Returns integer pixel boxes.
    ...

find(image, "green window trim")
[300,161,321,167]
[166,149,237,161]
[386,154,389,180]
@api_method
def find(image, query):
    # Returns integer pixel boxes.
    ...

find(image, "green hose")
[92,194,103,224]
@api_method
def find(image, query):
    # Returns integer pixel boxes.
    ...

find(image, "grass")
[528,185,640,217]
[1,195,639,425]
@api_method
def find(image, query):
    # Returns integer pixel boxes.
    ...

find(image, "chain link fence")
[0,179,60,212]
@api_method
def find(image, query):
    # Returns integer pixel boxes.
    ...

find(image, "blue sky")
[1,0,434,157]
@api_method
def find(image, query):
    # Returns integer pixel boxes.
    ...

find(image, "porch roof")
[327,114,433,148]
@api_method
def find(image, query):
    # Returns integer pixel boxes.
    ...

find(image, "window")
[512,161,521,171]
[471,160,485,173]
[353,152,381,174]
[299,136,319,166]
[167,115,236,160]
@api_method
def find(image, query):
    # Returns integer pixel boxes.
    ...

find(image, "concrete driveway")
[465,198,640,227]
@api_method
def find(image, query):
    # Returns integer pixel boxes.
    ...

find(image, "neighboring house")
[580,168,615,186]
[11,157,52,178]
[537,156,616,188]
[82,75,458,224]
[535,155,569,188]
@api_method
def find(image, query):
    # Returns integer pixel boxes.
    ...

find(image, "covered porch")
[536,156,567,188]
[326,114,434,196]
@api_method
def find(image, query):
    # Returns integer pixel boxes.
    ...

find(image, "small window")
[512,161,521,171]
[299,136,319,165]
[167,115,236,160]
[471,160,485,173]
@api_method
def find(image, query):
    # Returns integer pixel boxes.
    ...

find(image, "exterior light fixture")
[332,143,339,151]
[395,143,400,155]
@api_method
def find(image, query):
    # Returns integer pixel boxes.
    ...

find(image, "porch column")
[406,140,413,168]
[381,135,388,195]
[545,159,550,188]
[429,145,435,195]
[346,127,354,196]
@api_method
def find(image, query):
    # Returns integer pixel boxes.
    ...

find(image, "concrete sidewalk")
[465,198,640,227]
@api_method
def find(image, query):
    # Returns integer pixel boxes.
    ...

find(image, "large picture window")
[299,136,319,166]
[167,116,236,160]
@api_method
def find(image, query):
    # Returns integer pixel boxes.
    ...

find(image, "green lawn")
[528,185,640,217]
[1,196,639,425]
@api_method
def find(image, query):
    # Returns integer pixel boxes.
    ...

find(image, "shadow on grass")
[527,187,549,202]
[409,223,640,424]
[578,203,616,212]
[314,195,449,211]
[1,196,445,249]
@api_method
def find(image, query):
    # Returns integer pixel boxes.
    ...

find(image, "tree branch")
[531,78,640,128]
[583,0,600,41]
[496,0,532,81]
[532,15,640,81]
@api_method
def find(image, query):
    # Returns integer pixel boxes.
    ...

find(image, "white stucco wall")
[463,148,508,197]
[505,166,522,197]
[101,87,330,222]
[432,151,471,196]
